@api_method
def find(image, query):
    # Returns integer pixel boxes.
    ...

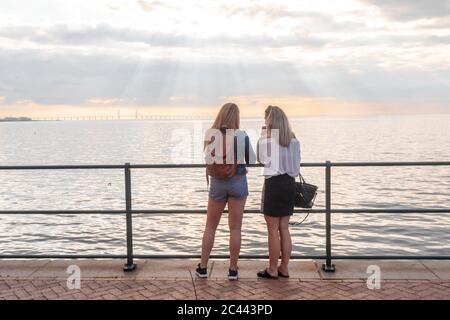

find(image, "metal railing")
[1,161,450,272]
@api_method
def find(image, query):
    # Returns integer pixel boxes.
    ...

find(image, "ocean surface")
[1,114,450,257]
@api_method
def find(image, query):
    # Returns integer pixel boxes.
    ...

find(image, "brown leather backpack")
[206,131,237,181]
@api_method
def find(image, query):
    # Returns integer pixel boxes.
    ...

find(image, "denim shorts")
[209,174,249,202]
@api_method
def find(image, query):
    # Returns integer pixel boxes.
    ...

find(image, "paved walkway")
[1,259,449,300]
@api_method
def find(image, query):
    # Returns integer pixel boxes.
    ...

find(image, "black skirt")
[261,174,296,217]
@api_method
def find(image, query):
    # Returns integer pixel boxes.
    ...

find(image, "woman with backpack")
[256,106,301,279]
[196,102,255,280]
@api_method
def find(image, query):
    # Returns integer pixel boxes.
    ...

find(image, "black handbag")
[295,175,318,208]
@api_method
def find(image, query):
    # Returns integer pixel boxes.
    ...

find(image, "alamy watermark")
[170,121,290,172]
[366,265,381,290]
[66,265,81,290]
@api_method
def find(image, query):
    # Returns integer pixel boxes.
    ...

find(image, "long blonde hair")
[212,102,240,130]
[205,102,240,148]
[265,105,295,147]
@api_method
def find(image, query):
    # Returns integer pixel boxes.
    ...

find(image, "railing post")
[123,163,137,272]
[322,160,336,272]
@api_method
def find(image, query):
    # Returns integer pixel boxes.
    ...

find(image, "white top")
[257,137,301,178]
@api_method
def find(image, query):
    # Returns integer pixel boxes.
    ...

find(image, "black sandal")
[278,270,290,278]
[257,268,278,279]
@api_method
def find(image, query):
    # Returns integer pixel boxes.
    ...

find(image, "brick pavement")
[1,260,449,300]
[1,278,450,300]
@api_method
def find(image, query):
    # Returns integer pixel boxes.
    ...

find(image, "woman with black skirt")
[257,106,301,279]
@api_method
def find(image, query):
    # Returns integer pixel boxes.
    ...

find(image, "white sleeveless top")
[257,137,301,178]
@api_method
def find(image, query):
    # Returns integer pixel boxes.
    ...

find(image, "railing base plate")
[123,263,137,272]
[322,264,336,273]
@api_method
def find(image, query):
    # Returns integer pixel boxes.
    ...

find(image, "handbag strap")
[298,173,305,183]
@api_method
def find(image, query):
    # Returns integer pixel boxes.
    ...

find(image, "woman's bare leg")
[200,199,227,268]
[227,197,246,270]
[279,216,292,276]
[264,215,281,276]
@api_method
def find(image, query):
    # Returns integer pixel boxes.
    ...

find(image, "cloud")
[1,1,449,116]
[222,3,306,20]
[0,24,189,47]
[1,47,449,110]
[333,33,450,48]
[221,3,367,33]
[136,0,168,12]
[0,24,326,49]
[0,48,310,106]
[14,99,34,105]
[362,0,450,21]
[169,96,199,104]
[420,16,450,29]
[87,98,124,105]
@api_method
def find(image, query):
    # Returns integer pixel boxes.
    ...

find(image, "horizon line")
[2,112,450,122]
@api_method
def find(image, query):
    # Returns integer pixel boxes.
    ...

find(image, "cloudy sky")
[0,0,450,118]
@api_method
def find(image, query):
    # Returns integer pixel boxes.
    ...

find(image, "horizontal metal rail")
[0,208,448,215]
[0,164,125,170]
[328,161,450,167]
[0,160,449,271]
[1,161,450,170]
[1,254,449,260]
[0,254,323,260]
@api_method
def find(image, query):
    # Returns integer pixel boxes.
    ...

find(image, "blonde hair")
[212,102,240,130]
[265,105,295,147]
[264,105,273,120]
[205,102,240,148]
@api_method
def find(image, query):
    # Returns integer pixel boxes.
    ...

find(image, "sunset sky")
[0,0,450,118]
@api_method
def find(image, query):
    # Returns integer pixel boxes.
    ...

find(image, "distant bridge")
[30,115,212,121]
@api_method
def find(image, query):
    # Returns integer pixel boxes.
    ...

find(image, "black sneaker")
[195,263,208,278]
[228,268,238,280]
